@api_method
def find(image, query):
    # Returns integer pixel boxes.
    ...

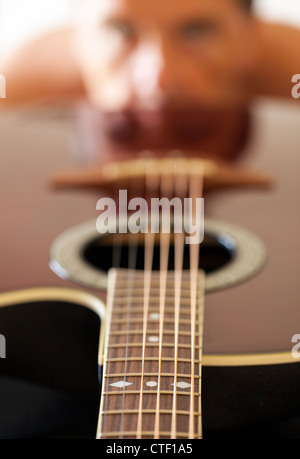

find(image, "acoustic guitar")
[0,99,300,439]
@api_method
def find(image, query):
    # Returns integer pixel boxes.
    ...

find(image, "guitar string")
[136,164,156,439]
[112,233,123,269]
[103,159,203,439]
[119,227,139,437]
[112,183,124,269]
[171,159,189,439]
[104,181,139,438]
[136,159,202,439]
[188,162,204,439]
[154,163,172,438]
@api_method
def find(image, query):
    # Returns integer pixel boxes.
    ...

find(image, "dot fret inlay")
[146,381,158,387]
[149,313,160,321]
[148,336,159,343]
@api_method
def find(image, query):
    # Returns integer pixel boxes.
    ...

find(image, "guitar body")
[0,99,300,438]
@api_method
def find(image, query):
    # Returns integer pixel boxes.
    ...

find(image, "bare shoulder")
[250,20,300,99]
[1,28,85,105]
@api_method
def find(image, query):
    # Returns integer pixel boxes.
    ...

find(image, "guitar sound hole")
[82,233,236,274]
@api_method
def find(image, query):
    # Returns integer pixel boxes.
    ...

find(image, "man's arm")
[0,28,85,107]
[1,20,300,107]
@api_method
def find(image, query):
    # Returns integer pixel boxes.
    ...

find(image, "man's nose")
[131,42,176,105]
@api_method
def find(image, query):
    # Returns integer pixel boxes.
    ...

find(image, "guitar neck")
[97,268,205,440]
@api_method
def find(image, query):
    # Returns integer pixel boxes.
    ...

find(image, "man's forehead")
[85,0,235,19]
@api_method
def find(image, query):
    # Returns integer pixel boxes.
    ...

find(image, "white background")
[0,0,300,57]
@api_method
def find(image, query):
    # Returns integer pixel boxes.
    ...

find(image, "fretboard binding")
[97,431,202,439]
[104,372,201,379]
[102,390,201,397]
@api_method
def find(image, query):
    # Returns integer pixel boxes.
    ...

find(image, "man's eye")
[180,22,216,40]
[108,22,135,40]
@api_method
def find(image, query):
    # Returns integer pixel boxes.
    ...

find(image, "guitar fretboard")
[97,268,205,439]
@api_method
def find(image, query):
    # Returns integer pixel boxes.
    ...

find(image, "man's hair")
[240,0,253,11]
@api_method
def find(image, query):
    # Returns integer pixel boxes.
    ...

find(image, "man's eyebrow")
[100,14,131,25]
[98,15,219,31]
[174,16,219,26]
[171,16,220,33]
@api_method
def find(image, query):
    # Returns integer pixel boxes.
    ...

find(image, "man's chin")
[100,106,221,140]
[74,101,251,162]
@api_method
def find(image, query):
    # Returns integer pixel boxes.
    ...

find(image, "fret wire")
[113,288,192,299]
[136,230,155,439]
[109,330,200,337]
[136,164,160,440]
[171,160,190,439]
[97,161,206,440]
[106,343,201,350]
[103,372,201,379]
[154,228,171,438]
[98,274,204,440]
[100,409,200,416]
[189,270,197,439]
[197,275,205,440]
[117,178,141,437]
[111,229,123,434]
[98,269,205,440]
[102,390,201,397]
[112,298,196,306]
[118,184,142,437]
[120,267,137,435]
[113,279,197,288]
[97,431,202,439]
[97,274,202,438]
[172,232,186,438]
[105,357,200,364]
[110,318,193,325]
[187,163,203,439]
[114,271,193,279]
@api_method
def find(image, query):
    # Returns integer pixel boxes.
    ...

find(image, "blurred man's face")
[74,0,257,121]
